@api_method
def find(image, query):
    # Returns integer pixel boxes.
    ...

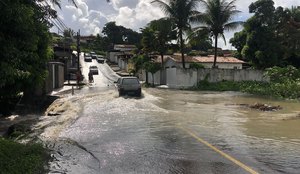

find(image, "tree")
[195,0,242,68]
[148,19,176,67]
[152,0,201,68]
[241,0,282,69]
[0,0,52,114]
[187,29,212,51]
[229,30,247,59]
[102,21,141,46]
[143,62,161,87]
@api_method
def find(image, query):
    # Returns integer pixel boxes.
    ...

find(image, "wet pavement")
[36,54,300,174]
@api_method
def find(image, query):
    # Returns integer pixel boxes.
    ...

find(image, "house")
[117,53,134,71]
[80,35,96,44]
[194,56,245,69]
[108,44,136,63]
[154,55,196,69]
[113,44,136,52]
[153,54,245,69]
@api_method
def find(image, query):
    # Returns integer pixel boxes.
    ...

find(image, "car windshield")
[90,66,97,69]
[122,78,139,85]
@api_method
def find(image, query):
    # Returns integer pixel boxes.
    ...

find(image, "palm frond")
[152,0,173,17]
[220,33,226,45]
[224,21,243,31]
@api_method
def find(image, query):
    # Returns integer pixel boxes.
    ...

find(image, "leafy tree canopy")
[0,0,52,109]
[230,0,300,69]
[102,21,142,46]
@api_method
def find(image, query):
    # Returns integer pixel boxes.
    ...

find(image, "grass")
[0,138,49,174]
[194,80,300,99]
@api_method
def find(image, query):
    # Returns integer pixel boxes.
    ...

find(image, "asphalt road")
[40,54,300,174]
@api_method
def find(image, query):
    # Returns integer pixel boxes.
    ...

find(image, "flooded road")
[38,56,300,174]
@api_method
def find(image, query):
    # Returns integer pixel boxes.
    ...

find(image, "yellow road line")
[178,126,259,174]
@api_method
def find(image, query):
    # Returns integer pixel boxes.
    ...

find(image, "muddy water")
[147,89,300,173]
[39,87,300,173]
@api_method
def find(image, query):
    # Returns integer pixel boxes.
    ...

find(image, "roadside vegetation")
[195,66,300,99]
[0,138,49,174]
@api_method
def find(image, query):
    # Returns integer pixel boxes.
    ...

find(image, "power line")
[40,1,69,32]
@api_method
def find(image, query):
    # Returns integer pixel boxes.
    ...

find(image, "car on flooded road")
[115,76,142,97]
[96,55,105,63]
[89,65,99,75]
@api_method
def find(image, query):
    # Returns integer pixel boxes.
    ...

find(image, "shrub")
[0,138,49,173]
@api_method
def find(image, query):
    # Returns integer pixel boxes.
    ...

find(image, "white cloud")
[52,0,300,48]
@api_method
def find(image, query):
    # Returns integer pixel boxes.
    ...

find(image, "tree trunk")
[179,29,185,69]
[152,73,155,87]
[213,34,218,68]
[145,71,149,85]
[160,53,164,68]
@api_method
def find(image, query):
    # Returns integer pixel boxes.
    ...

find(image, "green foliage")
[153,0,202,68]
[230,0,300,69]
[195,66,300,99]
[143,62,161,74]
[141,18,176,60]
[131,55,150,74]
[187,29,212,51]
[0,0,52,113]
[102,21,141,46]
[195,0,242,67]
[0,138,49,173]
[265,66,300,83]
[190,62,205,69]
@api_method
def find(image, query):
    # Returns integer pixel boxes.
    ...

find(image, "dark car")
[90,51,97,59]
[115,77,141,97]
[89,65,98,75]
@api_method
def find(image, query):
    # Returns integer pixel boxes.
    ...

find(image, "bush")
[0,138,49,173]
[190,62,205,69]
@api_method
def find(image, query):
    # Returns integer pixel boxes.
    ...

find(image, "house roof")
[194,56,245,64]
[153,55,245,64]
[154,55,195,63]
[114,44,136,49]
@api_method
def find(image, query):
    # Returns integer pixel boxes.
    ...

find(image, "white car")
[96,55,105,63]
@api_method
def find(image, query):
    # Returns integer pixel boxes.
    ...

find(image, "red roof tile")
[153,55,244,64]
[194,56,245,64]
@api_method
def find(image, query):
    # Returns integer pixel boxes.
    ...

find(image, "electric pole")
[77,30,80,72]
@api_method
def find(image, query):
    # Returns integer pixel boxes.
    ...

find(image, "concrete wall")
[197,69,268,82]
[166,68,177,88]
[108,52,120,63]
[142,67,268,88]
[201,63,242,69]
[45,62,65,94]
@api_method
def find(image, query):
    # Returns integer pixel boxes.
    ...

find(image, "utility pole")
[77,30,80,72]
[76,30,81,87]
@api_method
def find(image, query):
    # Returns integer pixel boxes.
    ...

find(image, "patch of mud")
[226,103,282,111]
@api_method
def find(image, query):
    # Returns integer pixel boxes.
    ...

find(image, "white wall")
[142,67,268,88]
[201,63,242,69]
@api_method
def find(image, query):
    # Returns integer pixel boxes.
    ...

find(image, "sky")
[52,0,300,49]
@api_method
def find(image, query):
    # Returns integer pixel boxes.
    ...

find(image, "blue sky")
[52,0,300,49]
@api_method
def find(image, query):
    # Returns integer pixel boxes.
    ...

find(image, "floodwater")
[37,88,300,174]
[36,56,300,173]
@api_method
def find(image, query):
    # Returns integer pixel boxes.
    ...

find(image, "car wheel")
[119,90,123,96]
[136,89,141,97]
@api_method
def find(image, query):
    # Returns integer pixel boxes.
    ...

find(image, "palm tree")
[152,0,201,68]
[196,0,242,68]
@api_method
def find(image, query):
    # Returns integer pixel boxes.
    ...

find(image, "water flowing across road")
[36,57,300,174]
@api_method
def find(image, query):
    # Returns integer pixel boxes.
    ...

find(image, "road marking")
[178,126,259,174]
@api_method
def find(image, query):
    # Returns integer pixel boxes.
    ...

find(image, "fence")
[143,68,269,89]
